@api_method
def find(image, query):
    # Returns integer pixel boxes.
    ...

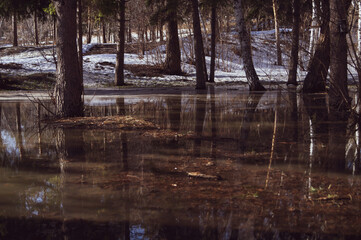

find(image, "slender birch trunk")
[272,0,282,65]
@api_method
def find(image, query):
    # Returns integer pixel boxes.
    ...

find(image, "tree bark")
[54,0,83,117]
[192,0,207,89]
[164,0,182,74]
[13,11,18,47]
[303,0,329,93]
[287,0,301,85]
[77,0,83,84]
[87,6,92,44]
[209,4,217,83]
[102,18,107,43]
[34,10,39,46]
[329,0,351,113]
[272,0,282,65]
[234,0,265,91]
[115,0,126,86]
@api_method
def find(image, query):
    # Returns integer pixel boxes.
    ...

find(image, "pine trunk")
[115,0,126,86]
[234,0,265,91]
[192,0,207,89]
[77,0,83,83]
[272,0,282,65]
[303,0,329,93]
[13,11,18,47]
[102,19,107,43]
[87,6,92,44]
[329,0,351,114]
[287,0,300,85]
[54,0,83,117]
[34,10,39,46]
[209,5,217,83]
[164,0,182,74]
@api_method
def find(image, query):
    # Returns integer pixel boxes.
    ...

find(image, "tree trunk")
[192,0,207,89]
[358,1,361,55]
[303,0,329,93]
[272,0,282,65]
[209,4,217,83]
[87,6,92,44]
[329,0,351,113]
[234,0,265,91]
[102,19,107,43]
[128,19,132,43]
[309,0,320,55]
[115,0,126,86]
[34,10,39,46]
[13,11,18,47]
[287,0,301,85]
[77,0,83,84]
[54,0,83,117]
[159,21,164,42]
[164,0,182,74]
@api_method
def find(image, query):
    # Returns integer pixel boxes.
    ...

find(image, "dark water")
[1,87,361,239]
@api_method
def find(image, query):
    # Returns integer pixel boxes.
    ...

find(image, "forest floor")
[0,30,307,91]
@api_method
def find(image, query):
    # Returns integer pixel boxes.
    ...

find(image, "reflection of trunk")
[303,94,329,168]
[37,104,43,155]
[327,114,347,171]
[16,104,24,160]
[167,96,182,132]
[284,87,298,162]
[120,128,130,240]
[239,92,265,152]
[116,97,126,116]
[193,92,207,157]
[303,0,329,93]
[209,85,217,159]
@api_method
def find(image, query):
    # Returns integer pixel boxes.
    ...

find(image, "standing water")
[0,86,361,239]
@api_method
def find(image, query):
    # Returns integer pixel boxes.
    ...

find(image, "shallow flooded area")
[1,86,361,239]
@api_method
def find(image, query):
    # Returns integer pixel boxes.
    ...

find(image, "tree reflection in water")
[1,91,361,239]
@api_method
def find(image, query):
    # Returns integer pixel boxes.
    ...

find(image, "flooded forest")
[1,0,361,239]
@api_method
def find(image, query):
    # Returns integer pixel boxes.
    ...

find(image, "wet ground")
[1,86,361,239]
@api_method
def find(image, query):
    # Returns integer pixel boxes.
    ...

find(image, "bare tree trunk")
[309,0,320,55]
[128,19,132,43]
[209,4,217,83]
[272,0,282,65]
[102,19,107,43]
[34,10,39,45]
[115,0,126,86]
[164,0,182,74]
[329,0,351,113]
[159,21,164,42]
[287,0,301,85]
[54,0,83,117]
[303,0,329,93]
[13,11,18,47]
[77,0,83,83]
[87,6,92,44]
[192,0,207,89]
[234,0,265,91]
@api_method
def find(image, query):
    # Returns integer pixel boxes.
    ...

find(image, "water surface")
[1,87,361,239]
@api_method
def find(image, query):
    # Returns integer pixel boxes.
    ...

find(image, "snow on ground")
[0,30,309,88]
